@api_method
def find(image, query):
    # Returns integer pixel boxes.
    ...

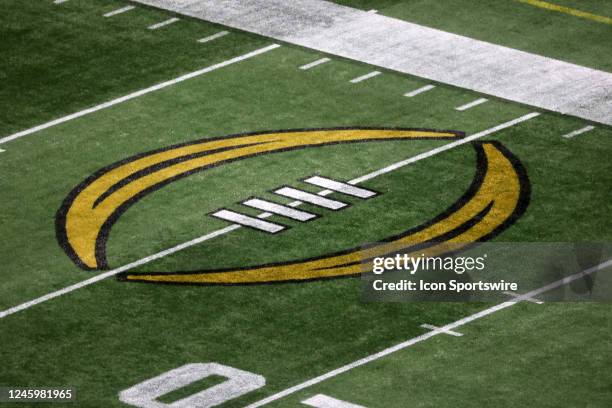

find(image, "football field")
[1,1,611,407]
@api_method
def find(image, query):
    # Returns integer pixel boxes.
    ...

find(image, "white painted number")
[119,363,265,408]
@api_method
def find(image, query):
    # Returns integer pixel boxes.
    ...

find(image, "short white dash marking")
[300,58,331,70]
[304,176,376,198]
[103,5,135,17]
[274,187,347,210]
[197,30,229,43]
[503,290,544,304]
[148,17,180,30]
[404,84,435,97]
[54,0,69,4]
[350,71,381,83]
[366,9,378,14]
[302,394,367,408]
[210,210,285,233]
[420,323,463,337]
[242,198,316,222]
[562,125,595,139]
[456,97,489,111]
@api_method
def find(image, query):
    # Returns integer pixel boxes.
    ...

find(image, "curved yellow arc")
[60,129,458,269]
[123,142,526,284]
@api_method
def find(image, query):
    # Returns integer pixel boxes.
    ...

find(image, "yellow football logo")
[56,128,528,284]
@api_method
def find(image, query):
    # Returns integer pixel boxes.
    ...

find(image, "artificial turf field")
[0,1,611,407]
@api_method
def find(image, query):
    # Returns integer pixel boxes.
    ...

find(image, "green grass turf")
[271,302,612,408]
[332,0,612,72]
[0,1,611,407]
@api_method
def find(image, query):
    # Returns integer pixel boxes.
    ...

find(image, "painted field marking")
[302,394,367,408]
[562,125,595,139]
[404,84,435,97]
[420,323,463,337]
[210,209,285,233]
[304,176,376,198]
[242,199,317,222]
[366,10,378,14]
[503,290,544,304]
[0,148,5,153]
[148,17,180,30]
[0,113,540,319]
[0,44,281,147]
[456,97,489,111]
[244,258,612,408]
[274,187,347,210]
[516,0,612,24]
[103,5,135,17]
[197,31,229,43]
[54,0,69,4]
[300,58,331,70]
[350,71,381,83]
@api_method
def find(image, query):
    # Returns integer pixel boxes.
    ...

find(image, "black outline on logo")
[116,140,530,286]
[56,127,462,271]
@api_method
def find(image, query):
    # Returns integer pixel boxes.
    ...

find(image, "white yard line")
[455,97,489,111]
[243,258,612,408]
[404,85,435,97]
[147,17,180,30]
[302,394,367,408]
[561,125,595,139]
[0,112,539,320]
[503,290,544,304]
[103,5,136,17]
[300,58,331,70]
[350,71,381,83]
[420,323,463,337]
[131,0,612,125]
[197,30,229,43]
[0,44,281,147]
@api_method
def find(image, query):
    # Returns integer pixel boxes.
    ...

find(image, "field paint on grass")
[300,58,331,70]
[131,0,612,125]
[366,10,377,14]
[197,30,229,43]
[54,0,69,4]
[302,394,367,408]
[503,290,544,304]
[147,17,180,30]
[404,85,435,97]
[562,125,595,139]
[349,71,381,83]
[516,0,612,24]
[456,98,488,111]
[0,44,281,147]
[210,209,285,233]
[103,5,136,17]
[350,112,540,184]
[0,113,538,318]
[420,323,463,337]
[0,113,539,319]
[304,176,376,198]
[244,258,612,408]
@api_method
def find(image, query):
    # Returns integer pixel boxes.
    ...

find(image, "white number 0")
[119,363,265,408]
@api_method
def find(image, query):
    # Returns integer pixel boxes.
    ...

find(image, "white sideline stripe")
[456,97,489,111]
[350,112,540,184]
[302,394,367,408]
[244,258,612,408]
[0,44,281,146]
[274,187,347,210]
[148,17,180,30]
[562,125,595,139]
[197,30,229,43]
[211,210,285,233]
[0,113,539,319]
[420,323,463,337]
[404,85,435,97]
[300,58,331,70]
[503,290,544,304]
[243,199,316,222]
[349,71,381,83]
[304,176,376,198]
[103,5,135,17]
